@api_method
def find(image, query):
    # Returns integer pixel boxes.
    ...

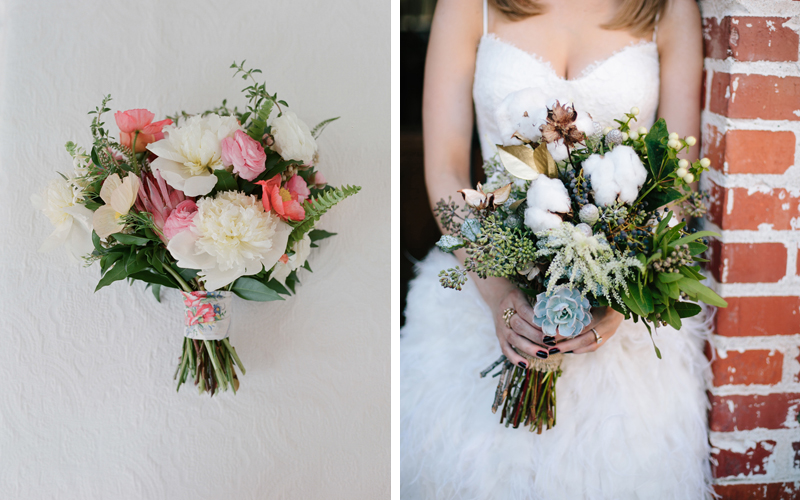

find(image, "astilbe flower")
[134,170,188,243]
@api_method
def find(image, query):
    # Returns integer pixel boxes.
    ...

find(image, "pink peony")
[115,109,172,153]
[221,130,267,181]
[255,174,306,222]
[163,200,198,240]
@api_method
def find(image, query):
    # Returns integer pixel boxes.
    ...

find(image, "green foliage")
[247,99,273,142]
[461,218,481,242]
[311,117,340,139]
[211,169,238,193]
[287,184,361,247]
[436,235,466,253]
[231,277,285,301]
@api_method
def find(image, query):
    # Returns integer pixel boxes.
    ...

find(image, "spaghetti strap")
[483,0,488,36]
[652,11,660,43]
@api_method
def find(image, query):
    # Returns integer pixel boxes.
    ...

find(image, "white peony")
[582,145,648,206]
[167,191,292,291]
[524,176,572,233]
[147,114,242,196]
[495,88,549,145]
[31,177,94,261]
[269,110,317,165]
[270,234,312,286]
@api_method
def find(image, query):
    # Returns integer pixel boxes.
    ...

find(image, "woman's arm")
[423,0,550,367]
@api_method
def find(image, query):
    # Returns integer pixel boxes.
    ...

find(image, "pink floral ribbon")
[180,291,232,340]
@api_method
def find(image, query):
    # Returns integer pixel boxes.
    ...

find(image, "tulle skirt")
[401,250,713,500]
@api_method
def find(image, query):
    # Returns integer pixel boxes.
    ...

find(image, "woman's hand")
[553,307,624,354]
[493,287,551,368]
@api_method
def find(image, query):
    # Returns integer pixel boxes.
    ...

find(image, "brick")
[714,482,800,500]
[794,442,800,469]
[712,440,775,477]
[708,240,788,283]
[703,17,799,62]
[715,296,800,337]
[725,130,796,175]
[709,393,800,431]
[711,349,784,386]
[707,184,800,231]
[709,72,800,121]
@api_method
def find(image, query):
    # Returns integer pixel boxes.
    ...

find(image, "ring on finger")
[502,308,517,329]
[591,327,603,344]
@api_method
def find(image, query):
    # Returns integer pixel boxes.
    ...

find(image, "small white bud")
[685,136,697,146]
[621,132,629,141]
[699,157,711,168]
[683,173,695,183]
[630,107,640,116]
[668,132,680,141]
[602,126,613,135]
[676,167,688,178]
[629,130,639,140]
[667,139,681,149]
[678,159,689,169]
[637,126,648,135]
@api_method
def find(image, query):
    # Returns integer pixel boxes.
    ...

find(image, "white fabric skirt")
[401,250,713,500]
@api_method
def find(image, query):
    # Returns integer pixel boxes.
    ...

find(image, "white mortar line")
[702,220,800,244]
[710,429,799,483]
[705,58,800,78]
[711,334,800,350]
[700,1,800,19]
[703,167,800,191]
[703,272,800,298]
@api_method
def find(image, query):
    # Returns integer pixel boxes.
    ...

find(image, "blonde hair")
[489,0,667,37]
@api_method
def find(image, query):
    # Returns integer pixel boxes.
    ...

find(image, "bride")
[401,0,712,498]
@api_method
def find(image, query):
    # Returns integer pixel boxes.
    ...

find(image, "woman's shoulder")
[657,0,702,48]
[431,0,484,41]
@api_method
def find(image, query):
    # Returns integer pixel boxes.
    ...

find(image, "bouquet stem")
[174,337,246,395]
[482,353,563,432]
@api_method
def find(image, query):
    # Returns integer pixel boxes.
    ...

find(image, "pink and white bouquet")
[32,62,360,395]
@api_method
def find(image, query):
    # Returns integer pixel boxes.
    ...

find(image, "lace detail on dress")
[473,33,660,161]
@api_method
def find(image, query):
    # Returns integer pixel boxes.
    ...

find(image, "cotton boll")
[606,145,647,203]
[524,207,564,233]
[524,176,571,233]
[495,88,548,144]
[582,154,619,207]
[547,140,569,163]
[573,111,596,136]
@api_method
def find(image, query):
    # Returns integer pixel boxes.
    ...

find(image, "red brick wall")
[700,2,800,497]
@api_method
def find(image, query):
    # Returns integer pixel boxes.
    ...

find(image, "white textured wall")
[0,1,389,498]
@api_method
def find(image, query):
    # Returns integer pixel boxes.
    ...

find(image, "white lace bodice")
[473,33,661,160]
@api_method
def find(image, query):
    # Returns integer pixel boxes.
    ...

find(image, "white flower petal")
[109,174,139,215]
[199,265,246,292]
[259,221,293,273]
[151,157,189,190]
[39,219,72,253]
[63,219,95,260]
[99,173,122,205]
[93,205,122,239]
[146,137,186,163]
[167,230,216,271]
[182,173,218,197]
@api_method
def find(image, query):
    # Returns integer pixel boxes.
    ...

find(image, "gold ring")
[592,328,603,344]
[502,308,517,329]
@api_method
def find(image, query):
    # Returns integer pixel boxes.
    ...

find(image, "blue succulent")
[532,288,592,338]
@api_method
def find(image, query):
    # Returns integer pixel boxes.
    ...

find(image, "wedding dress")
[400,4,714,499]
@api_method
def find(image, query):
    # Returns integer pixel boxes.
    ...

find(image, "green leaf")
[247,99,274,141]
[311,116,339,139]
[95,261,128,292]
[679,265,705,281]
[676,278,728,308]
[287,184,361,247]
[92,230,104,253]
[435,235,465,253]
[461,218,481,242]
[687,242,708,256]
[128,269,178,288]
[285,270,298,294]
[308,229,337,242]
[643,188,683,211]
[90,147,101,168]
[112,233,151,246]
[265,278,290,296]
[213,169,238,192]
[177,266,199,282]
[674,302,702,318]
[662,306,682,330]
[231,277,285,301]
[623,280,654,316]
[671,231,719,248]
[99,252,123,275]
[151,283,162,303]
[657,272,683,283]
[644,118,668,179]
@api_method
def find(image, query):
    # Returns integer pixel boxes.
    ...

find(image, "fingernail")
[536,351,548,359]
[548,347,560,354]
[564,350,573,354]
[543,338,557,346]
[518,361,527,369]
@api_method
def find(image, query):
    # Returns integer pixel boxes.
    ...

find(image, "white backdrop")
[0,1,389,498]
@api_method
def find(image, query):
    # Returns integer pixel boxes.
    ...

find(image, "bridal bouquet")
[32,61,360,395]
[434,98,726,432]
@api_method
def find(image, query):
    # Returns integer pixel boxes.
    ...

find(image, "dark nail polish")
[518,361,527,369]
[536,351,548,359]
[543,338,557,346]
[564,350,573,354]
[548,347,560,354]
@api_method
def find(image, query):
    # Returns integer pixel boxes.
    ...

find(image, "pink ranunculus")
[163,200,198,240]
[221,130,267,181]
[255,174,306,222]
[285,174,310,203]
[115,109,173,153]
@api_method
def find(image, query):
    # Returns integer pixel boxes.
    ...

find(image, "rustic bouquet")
[32,61,359,395]
[434,98,726,432]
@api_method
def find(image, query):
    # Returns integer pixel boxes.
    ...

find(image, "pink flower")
[115,109,172,153]
[310,171,327,189]
[221,130,267,181]
[285,174,310,203]
[134,170,188,243]
[163,200,198,240]
[255,174,306,222]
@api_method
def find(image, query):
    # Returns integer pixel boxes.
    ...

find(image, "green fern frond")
[247,99,274,141]
[311,117,340,139]
[288,184,361,246]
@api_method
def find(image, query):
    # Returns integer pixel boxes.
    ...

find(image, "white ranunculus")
[524,176,572,233]
[31,177,94,261]
[147,114,242,196]
[270,110,317,165]
[583,145,648,206]
[167,191,292,291]
[270,234,312,286]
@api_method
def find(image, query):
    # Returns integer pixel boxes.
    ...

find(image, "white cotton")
[583,154,619,206]
[495,87,548,145]
[606,145,648,203]
[524,176,571,232]
[574,111,597,137]
[547,140,569,162]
